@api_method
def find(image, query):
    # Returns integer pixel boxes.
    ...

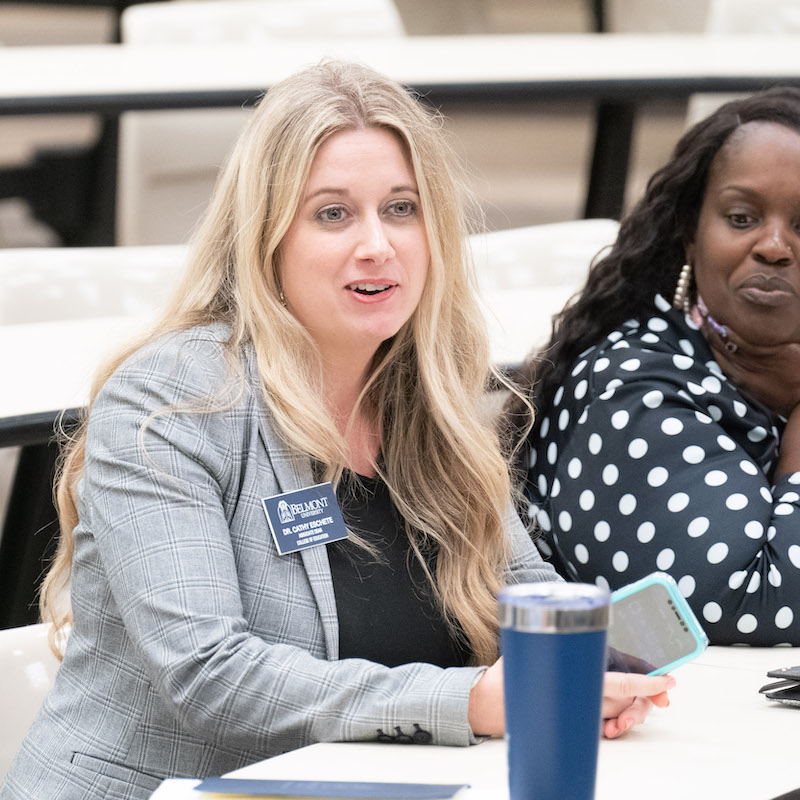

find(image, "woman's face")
[279,127,429,365]
[687,121,800,345]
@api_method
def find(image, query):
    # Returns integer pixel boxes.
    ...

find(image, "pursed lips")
[737,273,797,306]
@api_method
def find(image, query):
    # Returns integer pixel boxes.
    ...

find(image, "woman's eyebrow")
[304,187,348,201]
[391,185,420,195]
[304,184,420,201]
[718,184,761,196]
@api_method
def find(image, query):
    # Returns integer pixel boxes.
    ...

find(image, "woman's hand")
[468,659,505,736]
[468,659,674,739]
[601,672,675,739]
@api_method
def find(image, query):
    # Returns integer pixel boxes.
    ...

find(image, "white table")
[0,287,567,427]
[5,34,800,113]
[0,315,149,627]
[0,315,148,443]
[0,276,568,445]
[6,33,800,225]
[0,289,560,436]
[150,646,800,800]
[2,317,142,419]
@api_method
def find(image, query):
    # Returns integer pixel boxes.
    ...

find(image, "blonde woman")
[2,62,671,800]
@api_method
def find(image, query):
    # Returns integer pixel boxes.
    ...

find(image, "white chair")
[117,0,406,246]
[471,218,620,291]
[470,219,620,365]
[0,622,66,780]
[602,0,710,33]
[686,0,800,125]
[606,0,800,127]
[0,244,186,325]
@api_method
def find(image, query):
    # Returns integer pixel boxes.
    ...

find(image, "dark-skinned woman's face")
[687,121,800,345]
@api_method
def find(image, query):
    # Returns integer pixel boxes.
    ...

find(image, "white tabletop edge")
[5,34,800,102]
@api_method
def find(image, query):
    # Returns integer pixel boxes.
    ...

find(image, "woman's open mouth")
[347,282,395,296]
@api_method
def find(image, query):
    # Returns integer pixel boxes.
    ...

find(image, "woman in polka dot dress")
[507,88,800,645]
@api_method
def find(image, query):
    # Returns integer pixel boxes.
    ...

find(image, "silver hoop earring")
[673,263,692,313]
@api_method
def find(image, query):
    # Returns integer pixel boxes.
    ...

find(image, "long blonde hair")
[43,61,520,665]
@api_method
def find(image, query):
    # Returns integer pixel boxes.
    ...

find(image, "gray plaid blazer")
[1,324,556,800]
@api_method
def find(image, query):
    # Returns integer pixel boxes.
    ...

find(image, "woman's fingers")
[603,697,654,739]
[603,671,675,702]
[649,690,671,709]
[601,673,675,738]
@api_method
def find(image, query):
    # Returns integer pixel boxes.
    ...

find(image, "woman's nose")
[355,217,395,263]
[753,221,795,266]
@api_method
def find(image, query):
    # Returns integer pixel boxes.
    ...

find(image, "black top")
[526,293,800,646]
[330,472,471,668]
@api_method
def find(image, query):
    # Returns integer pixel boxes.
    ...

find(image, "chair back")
[0,623,65,780]
[602,0,709,32]
[470,219,620,365]
[470,218,619,291]
[686,0,800,125]
[0,245,186,325]
[122,0,404,43]
[117,0,405,246]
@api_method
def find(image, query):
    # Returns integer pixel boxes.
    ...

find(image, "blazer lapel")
[298,539,340,661]
[256,410,340,661]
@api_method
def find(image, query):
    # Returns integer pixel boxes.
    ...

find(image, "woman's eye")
[726,212,754,228]
[388,200,417,217]
[317,206,347,223]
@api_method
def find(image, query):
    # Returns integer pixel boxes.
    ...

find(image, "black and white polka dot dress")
[525,293,800,645]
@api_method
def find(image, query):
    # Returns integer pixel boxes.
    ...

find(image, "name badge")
[262,482,349,556]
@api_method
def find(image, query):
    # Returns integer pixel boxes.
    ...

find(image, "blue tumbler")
[499,582,610,800]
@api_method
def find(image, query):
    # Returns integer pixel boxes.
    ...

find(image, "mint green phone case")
[609,571,709,675]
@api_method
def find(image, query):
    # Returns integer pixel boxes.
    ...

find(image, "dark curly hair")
[503,86,800,461]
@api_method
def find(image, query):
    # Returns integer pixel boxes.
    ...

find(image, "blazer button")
[412,724,432,744]
[393,727,414,744]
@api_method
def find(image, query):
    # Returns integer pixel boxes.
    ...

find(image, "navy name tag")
[262,482,349,556]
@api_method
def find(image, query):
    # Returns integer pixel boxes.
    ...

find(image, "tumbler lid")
[498,582,609,633]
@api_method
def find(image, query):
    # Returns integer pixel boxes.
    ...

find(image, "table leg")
[0,442,61,629]
[85,114,119,246]
[583,101,636,220]
[0,113,118,246]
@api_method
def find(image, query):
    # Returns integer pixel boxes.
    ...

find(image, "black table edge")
[0,408,83,448]
[4,76,800,117]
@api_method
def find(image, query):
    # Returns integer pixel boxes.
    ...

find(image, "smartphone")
[607,572,708,676]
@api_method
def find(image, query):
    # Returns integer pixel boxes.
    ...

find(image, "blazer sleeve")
[503,504,562,586]
[80,334,501,755]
